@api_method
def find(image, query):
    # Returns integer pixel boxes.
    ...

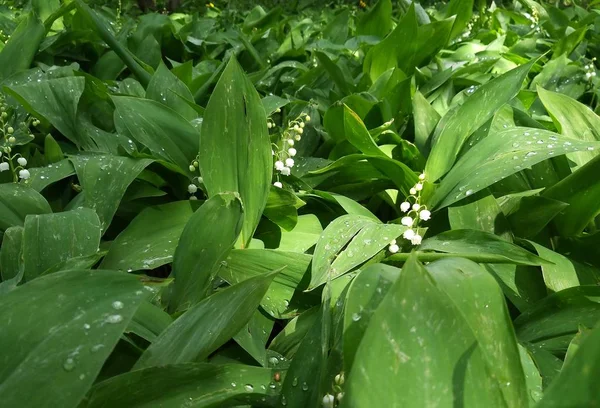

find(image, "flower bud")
[18,169,30,179]
[285,158,294,167]
[400,202,410,212]
[187,184,198,194]
[17,157,27,166]
[288,148,297,157]
[273,181,283,188]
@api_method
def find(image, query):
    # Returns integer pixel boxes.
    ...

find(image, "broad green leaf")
[169,193,244,312]
[514,286,600,354]
[5,77,105,150]
[71,155,153,231]
[527,241,580,293]
[311,191,380,222]
[22,209,101,281]
[233,310,274,366]
[310,215,405,289]
[199,57,271,247]
[263,187,305,231]
[100,201,195,272]
[426,258,529,407]
[80,363,280,408]
[413,90,440,154]
[127,301,173,343]
[537,322,600,408]
[448,193,512,240]
[543,153,600,236]
[504,196,568,238]
[364,4,418,81]
[0,13,45,82]
[0,226,23,281]
[538,87,600,169]
[269,308,319,359]
[27,159,75,192]
[446,0,474,39]
[518,345,543,406]
[430,127,600,209]
[344,254,506,407]
[134,271,279,369]
[219,249,313,319]
[343,263,400,371]
[279,304,328,408]
[426,60,536,182]
[340,104,386,156]
[278,214,323,253]
[356,0,392,38]
[315,52,352,96]
[0,270,144,408]
[146,62,197,121]
[419,229,548,265]
[0,183,51,231]
[113,96,199,175]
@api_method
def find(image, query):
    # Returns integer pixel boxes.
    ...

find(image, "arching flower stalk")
[270,109,311,188]
[389,173,431,251]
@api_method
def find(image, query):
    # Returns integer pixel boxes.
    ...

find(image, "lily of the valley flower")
[388,239,399,253]
[401,216,414,227]
[400,201,410,212]
[410,234,422,245]
[280,167,291,176]
[17,157,27,166]
[0,162,8,171]
[18,169,30,180]
[285,158,294,167]
[273,181,283,188]
[187,184,198,194]
[420,209,431,221]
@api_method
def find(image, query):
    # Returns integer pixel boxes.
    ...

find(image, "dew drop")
[302,382,309,391]
[292,378,298,387]
[269,357,279,365]
[112,301,124,310]
[465,189,474,196]
[281,396,287,406]
[105,314,123,324]
[525,152,537,158]
[512,142,520,148]
[588,146,595,151]
[269,382,277,389]
[63,358,76,371]
[352,312,361,322]
[231,382,237,387]
[244,384,254,392]
[83,323,90,330]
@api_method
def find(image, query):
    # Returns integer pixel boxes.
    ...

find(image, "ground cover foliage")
[1,0,600,407]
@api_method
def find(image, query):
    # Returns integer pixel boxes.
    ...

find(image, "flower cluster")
[187,156,203,200]
[0,97,34,182]
[322,372,344,407]
[271,110,310,188]
[585,59,597,81]
[523,10,539,29]
[388,173,431,252]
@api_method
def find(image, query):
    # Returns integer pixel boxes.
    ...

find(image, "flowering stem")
[385,252,518,264]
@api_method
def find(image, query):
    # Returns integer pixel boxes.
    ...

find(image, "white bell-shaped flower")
[273,181,283,188]
[401,216,414,227]
[280,167,291,176]
[19,169,30,180]
[400,202,410,212]
[17,157,27,166]
[420,209,431,221]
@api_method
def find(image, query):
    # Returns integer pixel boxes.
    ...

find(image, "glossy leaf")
[134,270,279,369]
[169,193,244,312]
[101,201,195,272]
[199,56,271,247]
[22,209,101,281]
[0,270,144,408]
[0,12,45,82]
[426,60,536,182]
[0,183,51,232]
[81,363,280,408]
[344,254,506,407]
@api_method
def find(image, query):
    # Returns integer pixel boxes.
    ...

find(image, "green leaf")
[71,155,153,231]
[134,270,280,369]
[526,241,581,293]
[357,0,392,38]
[419,229,548,265]
[0,183,51,232]
[218,249,313,319]
[169,193,244,312]
[536,322,600,408]
[199,57,271,247]
[518,345,543,406]
[0,226,23,282]
[22,209,101,281]
[504,196,568,238]
[343,263,400,371]
[146,62,197,121]
[543,153,600,236]
[446,0,474,40]
[413,89,440,153]
[0,12,45,82]
[339,104,386,156]
[0,270,144,408]
[80,363,280,408]
[27,159,75,192]
[426,258,529,407]
[426,60,536,182]
[277,214,323,253]
[127,301,173,343]
[344,254,506,407]
[315,52,353,96]
[100,201,195,272]
[514,286,600,354]
[263,187,305,231]
[310,215,405,289]
[430,127,600,209]
[364,4,418,81]
[233,310,273,366]
[113,96,199,176]
[538,87,600,169]
[5,77,90,149]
